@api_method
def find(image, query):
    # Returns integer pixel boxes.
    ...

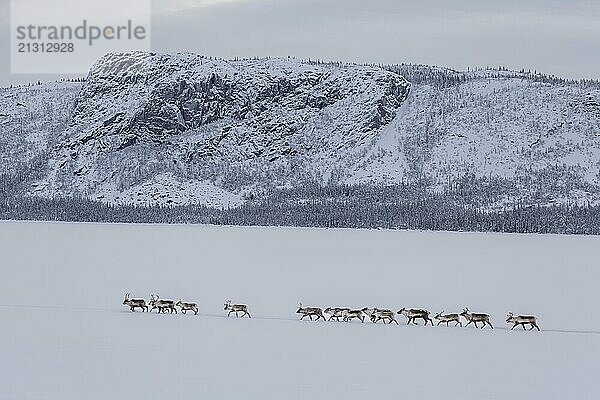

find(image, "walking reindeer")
[176,300,199,315]
[397,307,434,326]
[122,293,148,312]
[324,307,350,322]
[460,307,493,329]
[506,312,540,331]
[369,308,399,324]
[434,311,463,327]
[149,294,177,314]
[296,303,325,321]
[343,308,366,323]
[224,300,251,318]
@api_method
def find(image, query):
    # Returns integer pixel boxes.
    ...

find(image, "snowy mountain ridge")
[1,52,599,209]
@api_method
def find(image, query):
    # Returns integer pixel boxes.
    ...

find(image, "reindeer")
[460,307,493,329]
[224,300,251,318]
[506,312,540,331]
[324,307,350,322]
[370,308,399,324]
[122,293,148,312]
[397,307,434,326]
[343,309,366,323]
[176,300,198,315]
[434,311,462,327]
[149,294,177,314]
[296,303,325,321]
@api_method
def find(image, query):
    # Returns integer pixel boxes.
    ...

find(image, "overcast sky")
[1,0,599,85]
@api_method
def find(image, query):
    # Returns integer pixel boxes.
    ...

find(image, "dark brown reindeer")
[296,303,325,321]
[122,293,148,312]
[506,312,540,331]
[224,300,251,318]
[397,307,434,326]
[460,307,493,329]
[434,311,463,327]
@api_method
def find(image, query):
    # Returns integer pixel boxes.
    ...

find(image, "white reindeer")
[324,307,350,322]
[434,311,462,327]
[506,312,540,331]
[370,308,399,324]
[122,293,148,312]
[176,300,199,315]
[397,307,433,326]
[224,300,251,318]
[460,307,493,329]
[343,309,366,323]
[149,294,177,314]
[296,303,325,321]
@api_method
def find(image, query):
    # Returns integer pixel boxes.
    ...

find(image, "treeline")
[1,183,599,235]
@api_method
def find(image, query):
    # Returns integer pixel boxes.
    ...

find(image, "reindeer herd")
[123,293,540,331]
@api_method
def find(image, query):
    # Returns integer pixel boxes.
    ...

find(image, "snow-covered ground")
[1,221,598,399]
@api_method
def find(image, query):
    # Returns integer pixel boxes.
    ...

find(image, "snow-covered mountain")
[1,52,599,208]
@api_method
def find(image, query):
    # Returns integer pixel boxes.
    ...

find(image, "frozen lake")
[1,221,598,399]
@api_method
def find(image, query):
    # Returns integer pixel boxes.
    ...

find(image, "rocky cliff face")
[41,52,409,206]
[1,52,599,209]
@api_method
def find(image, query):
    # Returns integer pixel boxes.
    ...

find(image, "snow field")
[1,221,599,399]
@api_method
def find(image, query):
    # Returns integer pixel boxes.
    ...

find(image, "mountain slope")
[39,52,409,207]
[1,52,599,209]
